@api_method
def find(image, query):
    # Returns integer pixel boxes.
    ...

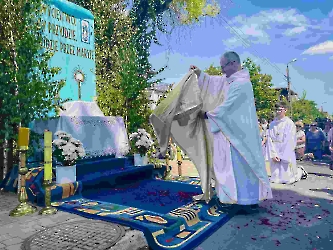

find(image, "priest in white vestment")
[191,51,273,209]
[267,102,304,184]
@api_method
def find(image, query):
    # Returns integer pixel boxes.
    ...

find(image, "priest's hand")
[272,156,280,162]
[197,110,208,120]
[190,65,201,77]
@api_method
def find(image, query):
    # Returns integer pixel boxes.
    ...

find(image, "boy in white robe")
[267,102,304,184]
[190,51,272,211]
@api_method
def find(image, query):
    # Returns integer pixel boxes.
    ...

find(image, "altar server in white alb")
[190,51,273,210]
[267,102,305,184]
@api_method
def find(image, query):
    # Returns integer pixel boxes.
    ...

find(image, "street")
[0,160,332,250]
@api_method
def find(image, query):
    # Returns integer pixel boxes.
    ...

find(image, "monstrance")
[72,66,87,100]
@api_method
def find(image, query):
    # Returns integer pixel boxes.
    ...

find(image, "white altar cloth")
[29,101,130,158]
[59,101,105,117]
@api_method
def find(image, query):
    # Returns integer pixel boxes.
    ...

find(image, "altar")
[29,101,130,159]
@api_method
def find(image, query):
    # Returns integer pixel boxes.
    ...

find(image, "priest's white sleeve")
[206,83,244,134]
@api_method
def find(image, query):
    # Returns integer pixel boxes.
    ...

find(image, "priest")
[191,51,273,210]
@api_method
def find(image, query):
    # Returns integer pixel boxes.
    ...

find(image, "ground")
[0,160,332,250]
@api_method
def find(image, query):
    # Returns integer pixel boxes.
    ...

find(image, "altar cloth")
[29,101,130,159]
[59,101,104,117]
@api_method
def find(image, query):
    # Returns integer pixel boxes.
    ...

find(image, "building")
[146,82,175,110]
[272,87,299,102]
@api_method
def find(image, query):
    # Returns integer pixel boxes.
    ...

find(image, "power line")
[212,1,289,82]
[218,15,287,80]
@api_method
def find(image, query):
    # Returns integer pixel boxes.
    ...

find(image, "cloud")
[223,9,309,47]
[223,8,332,49]
[283,26,307,36]
[302,41,333,55]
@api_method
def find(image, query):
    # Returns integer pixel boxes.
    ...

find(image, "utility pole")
[286,58,297,118]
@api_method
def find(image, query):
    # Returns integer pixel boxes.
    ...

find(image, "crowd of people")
[259,114,333,171]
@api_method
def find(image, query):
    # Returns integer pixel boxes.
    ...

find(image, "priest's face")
[220,56,239,77]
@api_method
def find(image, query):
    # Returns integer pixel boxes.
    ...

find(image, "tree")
[242,58,279,121]
[0,0,67,178]
[129,0,220,86]
[291,91,325,124]
[203,64,223,76]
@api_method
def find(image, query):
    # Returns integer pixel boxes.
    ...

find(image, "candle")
[18,127,30,147]
[177,146,182,162]
[44,130,53,181]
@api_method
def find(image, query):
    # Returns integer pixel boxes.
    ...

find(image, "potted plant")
[129,129,153,166]
[52,130,86,184]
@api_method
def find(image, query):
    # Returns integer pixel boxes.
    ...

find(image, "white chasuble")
[202,69,273,204]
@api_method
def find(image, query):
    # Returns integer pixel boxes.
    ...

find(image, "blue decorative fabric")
[0,164,82,206]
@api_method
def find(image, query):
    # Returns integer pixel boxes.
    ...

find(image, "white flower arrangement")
[53,130,86,166]
[129,128,154,157]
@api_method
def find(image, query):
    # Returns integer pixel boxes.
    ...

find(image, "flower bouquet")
[129,128,154,156]
[129,129,154,166]
[52,131,86,166]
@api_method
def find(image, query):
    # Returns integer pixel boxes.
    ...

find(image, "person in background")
[304,124,310,135]
[327,121,333,144]
[323,121,332,158]
[295,121,306,161]
[259,120,270,176]
[329,137,333,170]
[167,138,177,160]
[261,119,269,133]
[259,121,268,155]
[267,102,305,184]
[306,122,326,160]
[327,121,333,170]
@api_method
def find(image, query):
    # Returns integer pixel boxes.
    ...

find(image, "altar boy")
[267,102,306,184]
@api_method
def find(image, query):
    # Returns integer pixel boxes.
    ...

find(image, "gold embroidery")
[169,208,200,227]
[176,231,191,239]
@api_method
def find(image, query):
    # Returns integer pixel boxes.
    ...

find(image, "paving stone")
[5,244,22,250]
[109,230,148,250]
[0,234,12,242]
[0,243,5,249]
[1,238,23,247]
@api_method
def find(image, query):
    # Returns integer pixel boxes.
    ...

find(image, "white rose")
[62,144,75,154]
[138,129,146,133]
[129,132,138,140]
[53,139,67,147]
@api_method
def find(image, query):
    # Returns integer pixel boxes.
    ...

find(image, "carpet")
[52,178,237,250]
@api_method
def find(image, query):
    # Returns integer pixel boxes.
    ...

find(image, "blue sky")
[148,0,333,115]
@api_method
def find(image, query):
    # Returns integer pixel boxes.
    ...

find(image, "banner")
[39,0,96,112]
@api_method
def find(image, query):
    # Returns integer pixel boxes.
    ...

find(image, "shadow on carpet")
[52,178,237,250]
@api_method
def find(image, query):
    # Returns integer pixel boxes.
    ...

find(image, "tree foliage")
[290,91,325,124]
[203,64,223,76]
[242,58,279,121]
[0,0,66,145]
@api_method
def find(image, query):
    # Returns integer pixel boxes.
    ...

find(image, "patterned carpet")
[52,178,237,250]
